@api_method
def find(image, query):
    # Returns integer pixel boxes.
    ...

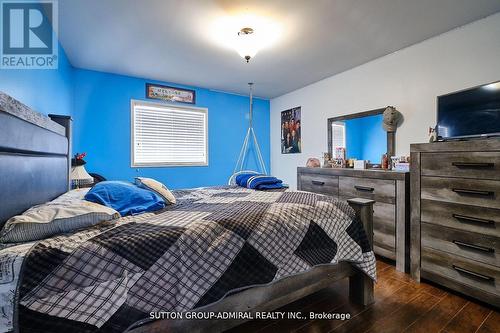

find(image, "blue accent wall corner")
[0,36,271,189]
[0,43,74,117]
[72,69,270,189]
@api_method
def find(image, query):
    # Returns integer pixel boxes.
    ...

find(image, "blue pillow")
[84,181,165,216]
[235,173,287,190]
[235,173,262,187]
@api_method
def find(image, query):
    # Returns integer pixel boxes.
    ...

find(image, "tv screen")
[437,81,500,140]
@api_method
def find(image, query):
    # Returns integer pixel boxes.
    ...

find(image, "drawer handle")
[452,162,494,168]
[452,188,494,197]
[311,180,325,186]
[354,185,374,192]
[452,265,494,281]
[452,240,494,253]
[452,214,495,225]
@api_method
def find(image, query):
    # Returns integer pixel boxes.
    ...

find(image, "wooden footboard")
[128,198,375,333]
[347,198,375,306]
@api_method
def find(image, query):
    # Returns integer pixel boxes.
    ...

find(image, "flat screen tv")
[437,81,500,140]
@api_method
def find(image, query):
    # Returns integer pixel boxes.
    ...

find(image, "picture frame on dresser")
[410,138,500,308]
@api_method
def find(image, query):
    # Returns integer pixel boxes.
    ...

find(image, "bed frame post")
[347,198,375,306]
[49,114,72,191]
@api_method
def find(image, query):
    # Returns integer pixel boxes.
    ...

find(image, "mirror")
[327,108,395,167]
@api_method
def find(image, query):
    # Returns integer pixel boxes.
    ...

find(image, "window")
[131,100,208,167]
[331,122,345,158]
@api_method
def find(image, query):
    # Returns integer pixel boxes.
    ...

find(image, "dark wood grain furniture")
[297,167,410,272]
[410,139,500,308]
[0,92,376,333]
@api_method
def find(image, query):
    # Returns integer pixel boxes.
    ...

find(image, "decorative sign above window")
[146,83,196,104]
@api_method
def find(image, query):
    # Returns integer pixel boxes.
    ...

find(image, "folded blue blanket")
[235,173,287,190]
[85,181,166,216]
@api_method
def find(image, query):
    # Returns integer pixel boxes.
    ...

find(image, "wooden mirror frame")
[327,108,396,163]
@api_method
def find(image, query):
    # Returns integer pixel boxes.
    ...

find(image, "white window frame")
[331,121,346,157]
[131,99,208,167]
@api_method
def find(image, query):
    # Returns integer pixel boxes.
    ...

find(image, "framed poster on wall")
[146,83,196,104]
[281,107,301,154]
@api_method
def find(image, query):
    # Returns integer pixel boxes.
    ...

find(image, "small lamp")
[71,152,93,188]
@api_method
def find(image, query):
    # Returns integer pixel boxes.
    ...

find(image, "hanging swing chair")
[228,83,267,185]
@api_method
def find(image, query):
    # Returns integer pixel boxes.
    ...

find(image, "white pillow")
[0,198,119,243]
[135,177,176,205]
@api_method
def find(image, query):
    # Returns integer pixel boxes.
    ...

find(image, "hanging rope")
[228,83,267,185]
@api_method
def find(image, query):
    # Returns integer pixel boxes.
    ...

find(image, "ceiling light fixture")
[237,27,257,63]
[207,13,282,64]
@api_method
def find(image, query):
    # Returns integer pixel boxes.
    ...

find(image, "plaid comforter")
[0,186,376,333]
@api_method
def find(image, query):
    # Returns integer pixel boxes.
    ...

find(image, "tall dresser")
[410,139,500,307]
[297,167,410,272]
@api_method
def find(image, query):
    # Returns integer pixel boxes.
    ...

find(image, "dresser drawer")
[339,176,395,204]
[421,176,500,209]
[340,195,396,259]
[421,152,500,180]
[422,223,499,267]
[373,202,396,259]
[421,200,500,238]
[422,247,499,298]
[298,172,338,196]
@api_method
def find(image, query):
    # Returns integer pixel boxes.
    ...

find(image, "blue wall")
[72,69,270,189]
[0,32,270,189]
[0,43,74,116]
[345,114,386,163]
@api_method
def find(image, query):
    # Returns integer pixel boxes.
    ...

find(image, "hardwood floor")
[228,258,499,333]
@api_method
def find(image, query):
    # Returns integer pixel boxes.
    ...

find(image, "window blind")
[132,101,208,166]
[332,122,345,157]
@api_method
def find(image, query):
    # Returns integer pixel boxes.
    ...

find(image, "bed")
[0,92,376,333]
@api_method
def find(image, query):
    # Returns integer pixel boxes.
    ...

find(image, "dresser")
[297,167,410,272]
[410,139,500,307]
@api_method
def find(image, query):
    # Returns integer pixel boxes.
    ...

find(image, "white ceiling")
[58,0,500,99]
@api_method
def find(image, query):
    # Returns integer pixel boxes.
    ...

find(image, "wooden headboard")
[0,92,72,227]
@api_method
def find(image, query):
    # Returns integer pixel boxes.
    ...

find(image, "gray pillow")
[0,193,119,243]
